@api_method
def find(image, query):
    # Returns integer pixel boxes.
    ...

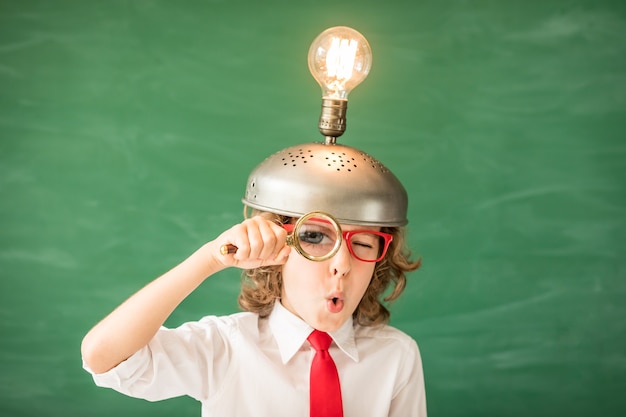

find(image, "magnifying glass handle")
[219,244,237,255]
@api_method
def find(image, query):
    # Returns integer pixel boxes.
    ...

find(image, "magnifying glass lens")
[290,212,342,262]
[297,220,339,258]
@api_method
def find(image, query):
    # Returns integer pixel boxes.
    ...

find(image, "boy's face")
[280,223,378,332]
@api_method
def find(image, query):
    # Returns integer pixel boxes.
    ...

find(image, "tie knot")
[308,330,332,351]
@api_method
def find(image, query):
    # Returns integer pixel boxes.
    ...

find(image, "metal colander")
[242,141,408,226]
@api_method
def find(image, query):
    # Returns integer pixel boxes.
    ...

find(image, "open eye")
[297,221,337,247]
[299,230,326,244]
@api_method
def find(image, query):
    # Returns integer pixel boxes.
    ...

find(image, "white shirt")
[84,302,427,416]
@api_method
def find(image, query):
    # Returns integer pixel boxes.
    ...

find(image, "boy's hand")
[211,216,291,270]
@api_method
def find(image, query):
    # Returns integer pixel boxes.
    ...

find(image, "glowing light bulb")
[308,26,372,100]
[307,26,372,143]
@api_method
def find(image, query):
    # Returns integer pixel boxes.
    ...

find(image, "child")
[81,142,427,416]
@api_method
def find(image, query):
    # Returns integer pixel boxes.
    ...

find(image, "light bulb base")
[318,98,348,140]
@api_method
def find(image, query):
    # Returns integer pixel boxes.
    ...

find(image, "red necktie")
[308,330,343,417]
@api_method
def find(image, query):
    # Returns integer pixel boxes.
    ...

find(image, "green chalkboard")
[1,0,625,416]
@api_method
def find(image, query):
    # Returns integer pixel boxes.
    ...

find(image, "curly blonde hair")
[237,210,421,326]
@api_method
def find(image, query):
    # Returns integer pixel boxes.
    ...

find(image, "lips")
[326,293,345,313]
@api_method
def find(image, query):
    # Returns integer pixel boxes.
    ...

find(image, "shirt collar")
[268,301,359,364]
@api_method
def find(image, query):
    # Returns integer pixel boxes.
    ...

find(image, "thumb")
[260,245,291,267]
[274,245,292,264]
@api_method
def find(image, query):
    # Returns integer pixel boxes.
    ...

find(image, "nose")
[329,240,352,277]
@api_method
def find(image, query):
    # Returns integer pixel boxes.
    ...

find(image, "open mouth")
[327,296,344,313]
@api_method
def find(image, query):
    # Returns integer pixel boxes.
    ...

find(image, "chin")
[312,315,347,333]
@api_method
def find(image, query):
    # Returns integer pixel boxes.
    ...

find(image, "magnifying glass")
[219,211,343,262]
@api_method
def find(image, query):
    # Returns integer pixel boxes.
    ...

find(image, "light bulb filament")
[327,37,358,82]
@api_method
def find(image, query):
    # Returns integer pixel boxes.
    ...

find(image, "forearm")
[82,216,290,374]
[81,242,224,374]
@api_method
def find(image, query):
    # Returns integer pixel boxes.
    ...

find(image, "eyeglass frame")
[342,229,394,263]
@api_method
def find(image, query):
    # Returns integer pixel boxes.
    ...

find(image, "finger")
[270,223,289,259]
[254,244,291,268]
[254,219,283,260]
[274,245,291,263]
[235,221,260,260]
[236,217,276,260]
